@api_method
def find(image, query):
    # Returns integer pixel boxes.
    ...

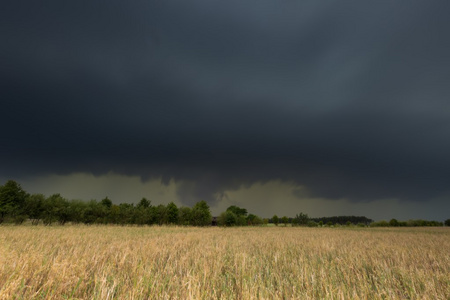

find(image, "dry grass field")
[0,226,449,299]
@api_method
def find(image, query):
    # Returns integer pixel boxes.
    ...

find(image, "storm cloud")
[1,0,450,211]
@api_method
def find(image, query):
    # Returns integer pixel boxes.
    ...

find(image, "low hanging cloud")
[1,0,450,211]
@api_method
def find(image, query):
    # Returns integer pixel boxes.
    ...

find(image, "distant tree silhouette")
[218,210,237,226]
[191,201,212,226]
[166,202,179,224]
[178,207,192,226]
[311,216,373,225]
[101,197,113,209]
[0,179,443,228]
[389,219,399,227]
[226,205,247,217]
[247,214,263,226]
[0,180,28,223]
[272,215,279,226]
[293,212,309,226]
[137,198,151,209]
[25,194,45,225]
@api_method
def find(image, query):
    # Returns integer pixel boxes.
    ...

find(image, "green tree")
[82,200,104,225]
[166,202,179,224]
[445,219,450,227]
[192,200,212,226]
[307,220,318,227]
[155,204,168,225]
[370,220,389,227]
[247,214,262,226]
[144,206,157,225]
[236,215,247,226]
[294,212,309,226]
[116,203,134,225]
[137,198,151,209]
[272,215,279,226]
[25,193,45,225]
[281,216,289,226]
[389,219,399,227]
[95,197,113,224]
[251,215,263,226]
[0,180,28,223]
[53,195,71,225]
[42,194,70,225]
[108,204,121,224]
[226,205,248,217]
[218,210,237,226]
[69,200,87,224]
[134,199,154,225]
[178,207,192,225]
[100,197,113,209]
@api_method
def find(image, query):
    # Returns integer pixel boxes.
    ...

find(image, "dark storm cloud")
[1,0,450,206]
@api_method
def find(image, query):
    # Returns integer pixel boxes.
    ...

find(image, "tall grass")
[0,226,448,299]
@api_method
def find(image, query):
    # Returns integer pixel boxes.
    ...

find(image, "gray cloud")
[1,0,450,210]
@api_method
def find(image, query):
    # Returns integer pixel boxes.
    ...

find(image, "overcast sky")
[1,0,449,220]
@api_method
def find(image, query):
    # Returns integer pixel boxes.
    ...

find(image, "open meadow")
[0,226,449,299]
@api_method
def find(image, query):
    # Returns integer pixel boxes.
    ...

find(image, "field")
[0,226,449,299]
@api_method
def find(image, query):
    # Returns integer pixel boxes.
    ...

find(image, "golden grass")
[0,226,449,299]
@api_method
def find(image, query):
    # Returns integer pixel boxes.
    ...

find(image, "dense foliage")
[370,219,444,227]
[0,180,212,226]
[311,216,374,225]
[0,180,446,227]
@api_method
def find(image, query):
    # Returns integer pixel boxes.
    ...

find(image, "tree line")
[1,180,448,227]
[0,180,212,226]
[369,219,445,227]
[0,180,265,226]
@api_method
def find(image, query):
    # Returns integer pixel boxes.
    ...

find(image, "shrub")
[218,211,237,226]
[389,219,399,227]
[307,221,318,227]
[370,220,389,227]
